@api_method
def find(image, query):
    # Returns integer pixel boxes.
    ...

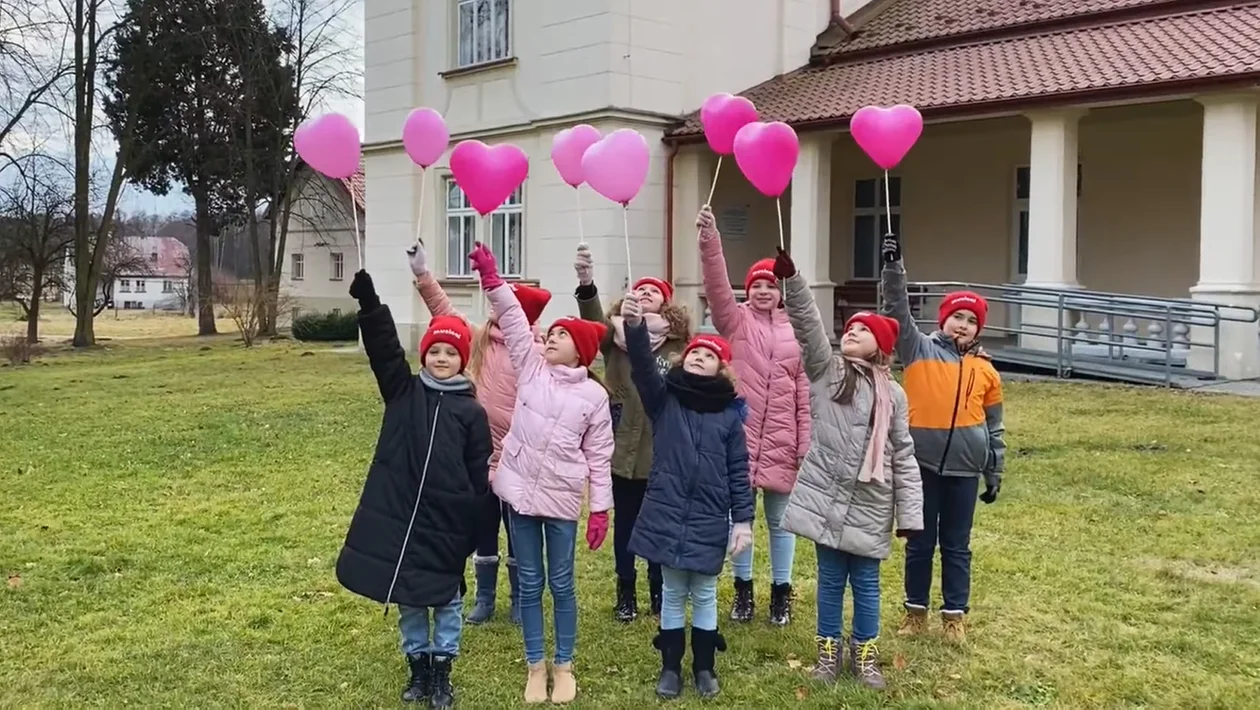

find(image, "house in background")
[278,164,364,318]
[61,235,191,312]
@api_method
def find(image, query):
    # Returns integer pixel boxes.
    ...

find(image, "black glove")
[773,247,796,279]
[979,475,1001,504]
[349,270,380,310]
[881,234,901,263]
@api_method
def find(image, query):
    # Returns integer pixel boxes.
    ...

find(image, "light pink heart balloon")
[701,93,759,156]
[850,104,924,170]
[581,128,650,206]
[449,140,529,216]
[733,121,799,198]
[294,113,361,179]
[551,124,602,188]
[402,108,449,168]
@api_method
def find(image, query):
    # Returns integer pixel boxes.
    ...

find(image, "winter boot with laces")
[941,609,967,644]
[690,628,727,698]
[428,654,456,709]
[652,628,685,699]
[810,636,840,683]
[847,638,886,690]
[401,653,431,703]
[729,578,754,622]
[614,576,638,623]
[897,603,928,637]
[465,555,499,624]
[768,582,793,626]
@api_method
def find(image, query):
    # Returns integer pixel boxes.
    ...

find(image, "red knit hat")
[684,334,733,365]
[844,312,900,356]
[510,283,552,325]
[548,316,607,368]
[632,276,673,302]
[938,291,989,332]
[744,258,777,293]
[420,315,473,372]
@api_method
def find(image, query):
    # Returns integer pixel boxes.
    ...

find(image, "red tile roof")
[667,2,1260,139]
[340,164,365,212]
[117,236,190,278]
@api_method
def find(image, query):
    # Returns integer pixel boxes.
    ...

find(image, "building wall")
[280,173,361,316]
[111,276,186,310]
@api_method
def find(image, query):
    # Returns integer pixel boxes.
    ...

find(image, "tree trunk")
[25,264,43,344]
[71,0,94,348]
[194,196,217,335]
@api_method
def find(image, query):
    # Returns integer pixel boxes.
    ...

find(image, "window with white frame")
[330,252,344,281]
[291,253,304,280]
[456,0,511,68]
[446,178,523,277]
[119,279,131,293]
[162,280,174,293]
[1013,164,1082,281]
[134,279,147,293]
[852,176,901,279]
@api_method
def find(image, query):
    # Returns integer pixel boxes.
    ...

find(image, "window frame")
[851,176,901,280]
[329,252,344,281]
[291,253,305,281]
[445,177,524,278]
[119,278,131,293]
[454,0,512,69]
[1012,164,1083,282]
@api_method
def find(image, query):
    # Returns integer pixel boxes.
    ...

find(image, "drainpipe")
[830,0,856,34]
[664,143,679,283]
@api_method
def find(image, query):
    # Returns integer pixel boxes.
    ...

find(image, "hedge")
[292,311,358,342]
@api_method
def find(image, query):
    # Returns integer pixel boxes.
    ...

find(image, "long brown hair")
[607,298,693,343]
[832,351,892,405]
[465,320,496,385]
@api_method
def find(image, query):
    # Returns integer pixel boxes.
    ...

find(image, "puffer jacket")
[780,272,923,559]
[416,273,543,476]
[880,260,1006,489]
[699,232,810,493]
[486,283,615,521]
[575,283,689,480]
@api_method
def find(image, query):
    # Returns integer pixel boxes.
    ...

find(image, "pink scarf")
[846,356,893,484]
[611,314,669,352]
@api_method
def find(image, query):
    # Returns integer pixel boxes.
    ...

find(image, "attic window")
[150,252,158,263]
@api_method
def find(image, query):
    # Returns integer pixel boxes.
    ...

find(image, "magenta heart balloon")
[402,107,449,168]
[551,124,602,188]
[733,121,799,198]
[449,140,529,216]
[701,93,759,156]
[581,129,650,206]
[294,113,361,179]
[850,104,924,170]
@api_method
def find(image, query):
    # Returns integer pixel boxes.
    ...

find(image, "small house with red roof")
[278,163,366,317]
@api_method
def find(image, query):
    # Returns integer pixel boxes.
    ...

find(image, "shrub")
[1,334,41,365]
[292,311,358,342]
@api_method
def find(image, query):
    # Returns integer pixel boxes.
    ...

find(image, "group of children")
[333,206,1006,706]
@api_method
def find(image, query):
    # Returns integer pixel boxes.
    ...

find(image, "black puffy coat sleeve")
[358,303,413,404]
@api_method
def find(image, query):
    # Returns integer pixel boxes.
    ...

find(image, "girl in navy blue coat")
[620,293,755,700]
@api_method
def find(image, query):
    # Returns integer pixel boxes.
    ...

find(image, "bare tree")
[0,0,72,168]
[61,221,152,318]
[0,153,74,342]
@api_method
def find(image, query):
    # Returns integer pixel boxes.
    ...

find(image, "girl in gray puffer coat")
[774,248,923,692]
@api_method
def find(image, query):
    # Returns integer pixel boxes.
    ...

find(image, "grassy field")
[2,340,1259,708]
[2,302,236,341]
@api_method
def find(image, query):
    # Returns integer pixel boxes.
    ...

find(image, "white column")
[1190,94,1260,380]
[670,148,711,322]
[789,133,835,339]
[1019,109,1085,351]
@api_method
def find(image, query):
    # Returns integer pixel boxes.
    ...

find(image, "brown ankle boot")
[897,603,928,637]
[847,638,886,690]
[810,636,840,683]
[941,610,966,644]
[523,661,548,703]
[549,661,576,703]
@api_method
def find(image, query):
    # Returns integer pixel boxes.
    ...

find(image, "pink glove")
[586,511,609,551]
[468,242,504,290]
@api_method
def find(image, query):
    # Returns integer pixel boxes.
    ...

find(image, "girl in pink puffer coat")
[409,242,551,627]
[696,206,810,628]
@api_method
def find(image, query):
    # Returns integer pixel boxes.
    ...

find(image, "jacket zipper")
[964,370,976,401]
[935,358,965,474]
[383,394,443,613]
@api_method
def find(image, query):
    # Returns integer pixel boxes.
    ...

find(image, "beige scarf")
[611,314,669,351]
[846,356,893,484]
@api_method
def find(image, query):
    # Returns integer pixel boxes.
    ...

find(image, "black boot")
[614,576,638,623]
[652,628,686,699]
[691,628,726,698]
[401,653,431,703]
[769,582,793,626]
[649,573,663,617]
[428,654,455,709]
[729,578,754,622]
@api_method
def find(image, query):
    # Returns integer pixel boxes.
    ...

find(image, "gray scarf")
[419,369,472,392]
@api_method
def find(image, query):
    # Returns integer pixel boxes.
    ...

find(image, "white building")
[279,166,365,316]
[62,235,190,312]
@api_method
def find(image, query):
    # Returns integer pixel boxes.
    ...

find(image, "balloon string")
[622,206,632,285]
[883,169,893,236]
[353,196,363,271]
[479,213,490,316]
[575,187,584,243]
[775,197,785,250]
[414,168,428,247]
[705,155,722,206]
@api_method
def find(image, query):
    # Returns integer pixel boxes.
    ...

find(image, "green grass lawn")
[3,341,1259,708]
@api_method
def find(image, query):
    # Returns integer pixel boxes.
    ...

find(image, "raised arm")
[879,236,933,365]
[624,315,668,418]
[573,243,616,352]
[696,207,743,338]
[781,255,836,383]
[350,271,413,404]
[889,388,924,533]
[471,244,544,382]
[726,420,755,524]
[582,400,615,514]
[408,242,460,319]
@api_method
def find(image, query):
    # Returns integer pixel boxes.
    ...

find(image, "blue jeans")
[399,594,463,657]
[509,510,578,664]
[731,490,795,584]
[815,544,881,643]
[660,566,719,631]
[904,470,979,613]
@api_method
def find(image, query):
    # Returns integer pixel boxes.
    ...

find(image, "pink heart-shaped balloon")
[850,104,924,170]
[294,113,361,179]
[701,93,759,156]
[733,121,799,198]
[402,107,449,168]
[449,140,529,216]
[581,128,650,206]
[551,124,602,188]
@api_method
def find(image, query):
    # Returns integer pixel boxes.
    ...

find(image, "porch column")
[1020,108,1085,351]
[789,133,835,339]
[669,148,711,322]
[1190,94,1260,380]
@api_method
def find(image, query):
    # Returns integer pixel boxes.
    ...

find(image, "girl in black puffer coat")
[336,269,494,710]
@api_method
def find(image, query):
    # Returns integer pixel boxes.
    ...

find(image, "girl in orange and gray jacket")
[879,233,1005,645]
